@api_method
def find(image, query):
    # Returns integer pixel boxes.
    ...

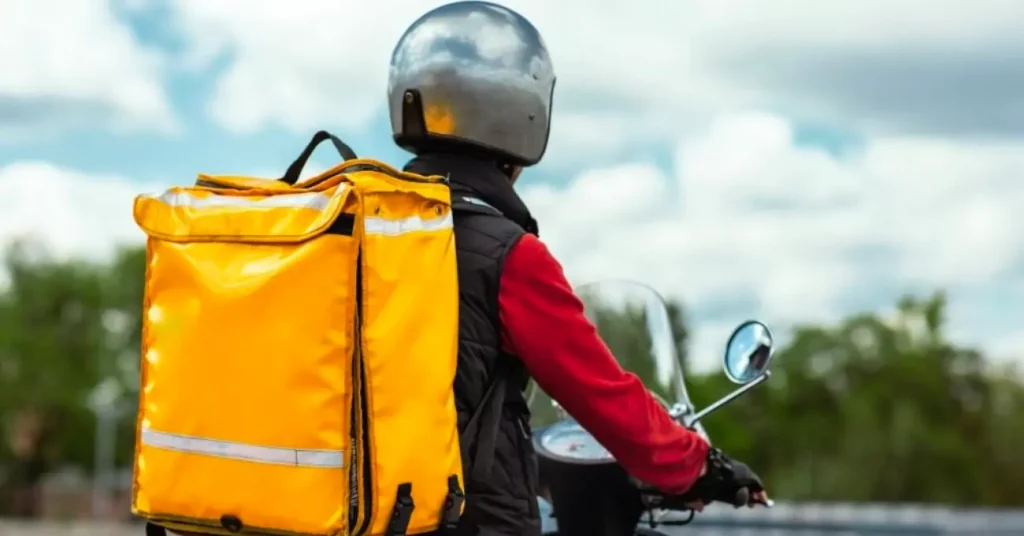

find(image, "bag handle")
[281,130,358,185]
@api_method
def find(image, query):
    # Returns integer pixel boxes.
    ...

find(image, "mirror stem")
[686,371,771,427]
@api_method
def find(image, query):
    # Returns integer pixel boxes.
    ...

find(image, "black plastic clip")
[386,483,415,535]
[441,475,465,531]
[220,514,244,533]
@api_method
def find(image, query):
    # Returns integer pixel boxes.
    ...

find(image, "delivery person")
[388,2,768,534]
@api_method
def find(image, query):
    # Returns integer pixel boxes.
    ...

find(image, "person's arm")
[499,233,708,494]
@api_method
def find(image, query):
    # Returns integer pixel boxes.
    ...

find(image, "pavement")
[0,520,142,536]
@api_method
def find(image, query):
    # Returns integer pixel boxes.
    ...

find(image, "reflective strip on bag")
[141,428,344,468]
[363,212,453,236]
[149,189,343,210]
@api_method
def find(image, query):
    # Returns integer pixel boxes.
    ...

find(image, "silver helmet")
[388,1,556,166]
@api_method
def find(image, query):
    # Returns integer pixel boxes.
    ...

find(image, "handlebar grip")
[732,487,750,507]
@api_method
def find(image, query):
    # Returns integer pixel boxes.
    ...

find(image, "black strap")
[386,483,415,535]
[452,194,519,482]
[280,130,358,185]
[459,356,512,483]
[440,474,465,531]
[144,523,166,536]
[451,196,503,217]
[454,195,518,482]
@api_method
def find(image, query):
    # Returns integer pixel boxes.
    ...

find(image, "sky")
[3,0,1024,371]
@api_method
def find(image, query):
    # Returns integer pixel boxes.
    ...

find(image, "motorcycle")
[527,280,776,536]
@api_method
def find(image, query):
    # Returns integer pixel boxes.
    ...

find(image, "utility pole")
[87,377,123,519]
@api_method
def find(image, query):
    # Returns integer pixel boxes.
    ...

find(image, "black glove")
[674,447,764,507]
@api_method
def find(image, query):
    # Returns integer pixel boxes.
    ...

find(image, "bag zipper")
[516,415,531,440]
[302,163,447,188]
[350,251,373,536]
[348,338,360,533]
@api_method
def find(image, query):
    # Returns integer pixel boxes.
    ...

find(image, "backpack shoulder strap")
[459,355,512,483]
[452,195,503,217]
[451,193,520,482]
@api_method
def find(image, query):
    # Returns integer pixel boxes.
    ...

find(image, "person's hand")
[676,448,765,507]
[749,490,771,507]
[680,474,768,510]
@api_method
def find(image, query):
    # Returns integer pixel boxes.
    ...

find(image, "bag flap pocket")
[325,160,451,205]
[133,183,353,243]
[194,174,295,191]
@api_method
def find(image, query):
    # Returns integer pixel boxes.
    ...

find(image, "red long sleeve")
[498,233,709,494]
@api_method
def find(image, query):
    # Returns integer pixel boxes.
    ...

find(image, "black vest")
[404,154,541,536]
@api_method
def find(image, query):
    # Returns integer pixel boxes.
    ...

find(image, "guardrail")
[7,502,1024,536]
[539,500,1024,535]
[662,502,1024,535]
[0,520,141,536]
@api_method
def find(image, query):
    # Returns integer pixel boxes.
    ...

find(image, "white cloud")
[0,158,358,265]
[0,162,166,261]
[6,0,1024,377]
[4,0,1023,441]
[521,111,1024,370]
[0,0,175,140]
[3,107,1023,373]
[163,0,1024,158]
[161,0,721,146]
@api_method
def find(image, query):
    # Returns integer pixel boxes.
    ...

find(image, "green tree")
[982,362,1024,505]
[0,242,146,514]
[0,241,108,514]
[697,292,1024,506]
[537,285,1024,507]
[5,236,1024,511]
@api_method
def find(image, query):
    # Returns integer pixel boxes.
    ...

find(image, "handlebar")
[733,487,750,508]
[643,485,766,511]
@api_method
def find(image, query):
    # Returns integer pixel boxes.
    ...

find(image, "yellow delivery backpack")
[131,132,464,536]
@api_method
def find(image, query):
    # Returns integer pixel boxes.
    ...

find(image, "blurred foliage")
[583,285,1024,507]
[0,242,143,514]
[0,241,1022,510]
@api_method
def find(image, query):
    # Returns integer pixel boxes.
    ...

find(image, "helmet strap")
[497,163,515,179]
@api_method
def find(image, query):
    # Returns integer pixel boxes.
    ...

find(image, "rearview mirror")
[684,319,775,428]
[723,320,775,384]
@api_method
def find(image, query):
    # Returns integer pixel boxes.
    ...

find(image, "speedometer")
[535,421,615,464]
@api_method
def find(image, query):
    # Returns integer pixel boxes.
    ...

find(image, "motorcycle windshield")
[527,280,693,429]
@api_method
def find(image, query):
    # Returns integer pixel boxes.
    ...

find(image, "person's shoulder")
[454,209,527,246]
[509,232,545,255]
[505,233,564,274]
